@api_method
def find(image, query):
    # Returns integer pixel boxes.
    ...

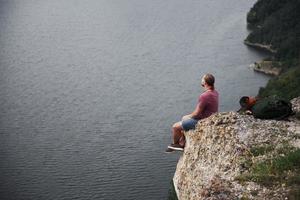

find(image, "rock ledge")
[173,97,300,200]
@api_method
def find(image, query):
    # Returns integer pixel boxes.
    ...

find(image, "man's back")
[196,89,219,120]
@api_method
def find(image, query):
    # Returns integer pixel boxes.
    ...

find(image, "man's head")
[201,73,215,90]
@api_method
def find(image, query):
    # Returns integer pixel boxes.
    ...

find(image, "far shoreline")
[244,40,284,77]
[244,40,277,54]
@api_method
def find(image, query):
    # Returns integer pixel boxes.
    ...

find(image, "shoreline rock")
[173,97,300,200]
[250,61,282,76]
[244,40,277,54]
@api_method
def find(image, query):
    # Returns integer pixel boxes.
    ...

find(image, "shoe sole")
[167,146,184,151]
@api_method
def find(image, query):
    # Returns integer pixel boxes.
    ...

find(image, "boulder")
[173,97,300,200]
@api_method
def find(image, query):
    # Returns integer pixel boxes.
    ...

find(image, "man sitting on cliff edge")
[166,73,219,153]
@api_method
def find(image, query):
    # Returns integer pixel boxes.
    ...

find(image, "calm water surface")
[0,0,269,199]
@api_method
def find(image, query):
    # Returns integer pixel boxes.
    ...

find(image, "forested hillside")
[245,0,300,99]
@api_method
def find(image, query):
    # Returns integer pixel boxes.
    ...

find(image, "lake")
[0,0,269,199]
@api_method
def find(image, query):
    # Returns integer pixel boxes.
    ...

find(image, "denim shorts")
[181,118,199,131]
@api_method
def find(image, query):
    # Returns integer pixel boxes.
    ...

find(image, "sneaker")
[168,144,184,151]
[165,147,175,153]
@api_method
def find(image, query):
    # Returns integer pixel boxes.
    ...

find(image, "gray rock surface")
[173,97,300,200]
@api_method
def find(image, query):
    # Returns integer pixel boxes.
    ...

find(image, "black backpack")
[252,96,293,119]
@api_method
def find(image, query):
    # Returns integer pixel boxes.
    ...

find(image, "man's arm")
[190,101,205,119]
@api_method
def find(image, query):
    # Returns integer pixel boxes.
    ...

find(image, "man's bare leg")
[172,121,183,145]
[178,133,185,147]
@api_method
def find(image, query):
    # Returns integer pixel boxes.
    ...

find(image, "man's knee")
[172,122,182,130]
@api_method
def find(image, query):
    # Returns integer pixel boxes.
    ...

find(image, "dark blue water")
[0,0,269,199]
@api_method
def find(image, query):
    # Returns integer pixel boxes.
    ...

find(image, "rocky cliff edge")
[173,97,300,200]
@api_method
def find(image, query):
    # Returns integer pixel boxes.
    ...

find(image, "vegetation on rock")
[236,144,300,199]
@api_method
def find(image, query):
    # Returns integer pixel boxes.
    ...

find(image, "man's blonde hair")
[203,74,215,87]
